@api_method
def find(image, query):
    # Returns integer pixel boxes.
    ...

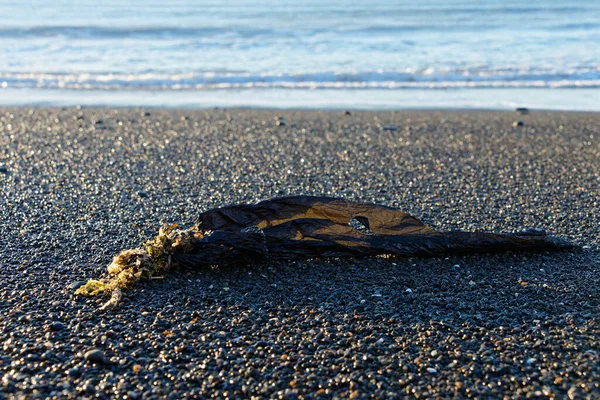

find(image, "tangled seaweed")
[76,196,575,309]
[76,224,204,309]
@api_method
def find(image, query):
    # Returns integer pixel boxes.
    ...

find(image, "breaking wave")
[1,67,599,90]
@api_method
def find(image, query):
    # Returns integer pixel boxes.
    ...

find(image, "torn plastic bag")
[76,195,575,309]
[193,195,573,261]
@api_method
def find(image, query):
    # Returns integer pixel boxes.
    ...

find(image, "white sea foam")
[1,69,600,90]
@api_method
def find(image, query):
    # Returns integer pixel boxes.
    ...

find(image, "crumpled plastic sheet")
[171,195,574,267]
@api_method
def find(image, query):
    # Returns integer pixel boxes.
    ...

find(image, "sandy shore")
[0,108,599,398]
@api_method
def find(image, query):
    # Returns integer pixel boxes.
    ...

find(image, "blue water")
[0,0,599,109]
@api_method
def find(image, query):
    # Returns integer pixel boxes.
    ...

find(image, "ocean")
[1,0,599,109]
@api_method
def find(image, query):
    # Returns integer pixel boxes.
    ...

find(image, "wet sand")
[0,108,599,398]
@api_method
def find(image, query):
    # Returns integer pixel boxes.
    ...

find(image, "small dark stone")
[70,281,86,290]
[0,166,7,174]
[94,120,103,125]
[137,191,148,198]
[49,321,65,331]
[520,228,545,235]
[84,348,105,364]
[345,111,352,116]
[76,115,85,120]
[144,112,152,116]
[513,121,525,127]
[383,125,397,131]
[277,119,286,126]
[515,107,529,115]
[128,391,141,400]
[83,384,95,393]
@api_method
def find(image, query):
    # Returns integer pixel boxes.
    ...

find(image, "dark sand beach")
[0,108,599,399]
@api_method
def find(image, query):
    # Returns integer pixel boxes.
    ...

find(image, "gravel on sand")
[0,108,599,399]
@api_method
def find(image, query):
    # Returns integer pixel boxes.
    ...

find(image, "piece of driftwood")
[76,196,574,309]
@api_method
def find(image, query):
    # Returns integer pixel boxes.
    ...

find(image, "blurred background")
[0,0,598,109]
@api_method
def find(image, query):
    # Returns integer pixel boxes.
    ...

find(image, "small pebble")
[426,368,437,374]
[137,191,148,198]
[128,391,141,400]
[568,386,580,399]
[84,349,105,364]
[70,281,86,290]
[49,321,65,331]
[83,384,95,393]
[383,125,397,131]
[515,107,529,115]
[513,120,524,127]
[0,165,7,174]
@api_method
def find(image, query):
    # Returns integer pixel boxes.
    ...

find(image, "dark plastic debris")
[174,195,574,267]
[76,195,576,307]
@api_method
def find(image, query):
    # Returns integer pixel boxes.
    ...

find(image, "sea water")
[0,0,598,109]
